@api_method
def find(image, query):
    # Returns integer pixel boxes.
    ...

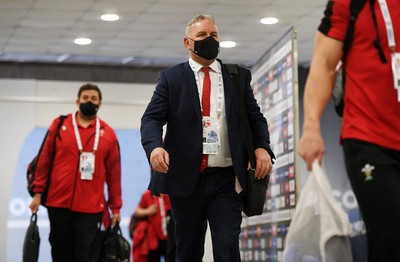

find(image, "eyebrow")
[196,30,218,36]
[82,94,99,99]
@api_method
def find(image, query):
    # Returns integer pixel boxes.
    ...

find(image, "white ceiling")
[0,0,325,68]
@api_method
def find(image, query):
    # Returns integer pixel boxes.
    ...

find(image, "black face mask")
[191,36,220,60]
[79,101,99,117]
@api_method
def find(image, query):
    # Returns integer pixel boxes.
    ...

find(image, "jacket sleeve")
[32,117,61,193]
[241,67,276,161]
[140,70,169,160]
[105,128,122,214]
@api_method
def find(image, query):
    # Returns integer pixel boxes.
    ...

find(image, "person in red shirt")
[299,0,400,261]
[132,190,172,262]
[29,83,122,262]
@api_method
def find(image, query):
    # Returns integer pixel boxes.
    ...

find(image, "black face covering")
[191,36,220,60]
[79,101,99,117]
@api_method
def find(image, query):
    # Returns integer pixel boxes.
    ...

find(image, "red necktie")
[200,67,211,172]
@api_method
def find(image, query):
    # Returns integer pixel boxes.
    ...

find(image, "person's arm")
[29,118,59,213]
[134,192,158,219]
[298,32,343,171]
[134,204,158,219]
[240,67,275,178]
[141,70,170,173]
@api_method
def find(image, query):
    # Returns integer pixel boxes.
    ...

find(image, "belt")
[202,166,233,175]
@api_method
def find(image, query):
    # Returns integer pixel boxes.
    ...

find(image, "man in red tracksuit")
[132,190,172,262]
[29,83,122,262]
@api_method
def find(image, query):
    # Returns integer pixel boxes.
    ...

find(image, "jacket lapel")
[181,62,201,117]
[219,61,236,119]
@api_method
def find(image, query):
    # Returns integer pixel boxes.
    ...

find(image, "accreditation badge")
[391,53,400,101]
[202,116,220,155]
[80,152,95,180]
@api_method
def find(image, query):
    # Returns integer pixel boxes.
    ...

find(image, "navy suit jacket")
[141,59,274,197]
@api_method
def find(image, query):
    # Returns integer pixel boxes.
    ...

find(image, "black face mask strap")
[187,37,199,56]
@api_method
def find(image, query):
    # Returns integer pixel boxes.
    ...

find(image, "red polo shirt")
[319,0,400,150]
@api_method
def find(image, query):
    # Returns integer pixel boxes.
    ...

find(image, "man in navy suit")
[141,14,275,262]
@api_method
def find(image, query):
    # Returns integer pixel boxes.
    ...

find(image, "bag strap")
[343,0,368,64]
[32,115,67,198]
[46,115,67,189]
[34,115,66,165]
[30,213,38,223]
[343,0,385,62]
[369,0,387,63]
[225,64,256,169]
[56,115,67,140]
[112,221,125,259]
[341,0,386,91]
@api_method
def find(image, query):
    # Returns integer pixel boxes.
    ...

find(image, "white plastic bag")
[283,161,353,262]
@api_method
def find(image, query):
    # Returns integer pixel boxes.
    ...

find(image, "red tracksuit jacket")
[33,113,122,214]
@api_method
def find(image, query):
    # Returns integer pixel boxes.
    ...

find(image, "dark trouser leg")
[47,208,102,262]
[170,175,208,262]
[343,139,400,262]
[148,240,167,262]
[166,213,176,262]
[170,166,243,262]
[74,211,102,262]
[205,167,243,262]
[48,208,75,262]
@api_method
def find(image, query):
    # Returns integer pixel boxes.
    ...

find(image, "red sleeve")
[32,117,62,193]
[138,190,152,208]
[163,194,171,211]
[318,0,350,41]
[105,126,123,214]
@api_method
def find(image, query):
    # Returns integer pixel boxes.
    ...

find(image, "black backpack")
[27,115,67,206]
[332,0,386,117]
[128,214,139,239]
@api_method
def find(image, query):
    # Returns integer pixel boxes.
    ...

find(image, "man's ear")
[75,99,80,106]
[98,101,102,108]
[183,37,190,49]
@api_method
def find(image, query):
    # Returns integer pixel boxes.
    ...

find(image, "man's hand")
[29,193,41,214]
[298,122,325,171]
[150,147,169,173]
[249,148,273,180]
[111,214,121,225]
[146,204,158,216]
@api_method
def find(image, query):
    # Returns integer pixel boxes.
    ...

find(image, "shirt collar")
[189,58,221,74]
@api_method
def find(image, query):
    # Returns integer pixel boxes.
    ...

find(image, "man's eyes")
[197,32,218,38]
[82,96,98,101]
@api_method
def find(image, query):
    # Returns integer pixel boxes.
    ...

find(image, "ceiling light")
[101,14,120,22]
[74,38,92,45]
[260,17,279,25]
[57,54,70,63]
[121,56,135,64]
[220,41,236,48]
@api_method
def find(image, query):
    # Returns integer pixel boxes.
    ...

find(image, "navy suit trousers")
[169,166,244,262]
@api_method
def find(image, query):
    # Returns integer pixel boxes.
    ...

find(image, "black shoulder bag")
[225,63,269,217]
[22,213,40,262]
[100,221,131,262]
